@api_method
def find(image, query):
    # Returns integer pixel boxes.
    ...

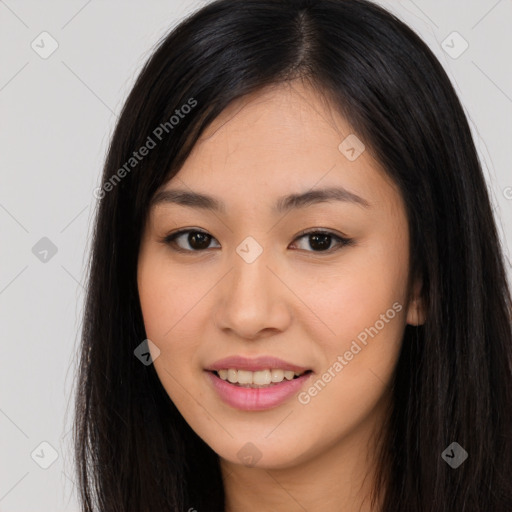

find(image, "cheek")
[294,233,409,349]
[137,257,208,372]
[293,230,408,423]
[137,259,212,421]
[290,229,408,403]
[138,255,201,337]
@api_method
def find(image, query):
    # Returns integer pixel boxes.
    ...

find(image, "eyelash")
[160,228,354,255]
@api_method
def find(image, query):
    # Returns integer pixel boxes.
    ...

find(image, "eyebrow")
[150,186,370,214]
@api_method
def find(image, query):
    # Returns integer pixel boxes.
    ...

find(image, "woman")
[74,0,512,510]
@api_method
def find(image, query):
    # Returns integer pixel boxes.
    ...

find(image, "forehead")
[155,81,398,214]
[198,81,355,155]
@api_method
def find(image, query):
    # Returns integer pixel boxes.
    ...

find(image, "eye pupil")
[309,234,331,251]
[189,232,211,250]
[165,229,348,254]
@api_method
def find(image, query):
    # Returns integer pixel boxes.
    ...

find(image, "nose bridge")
[231,234,275,303]
[213,234,290,337]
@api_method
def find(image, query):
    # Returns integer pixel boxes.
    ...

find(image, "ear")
[406,277,426,326]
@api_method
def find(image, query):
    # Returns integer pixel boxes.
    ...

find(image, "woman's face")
[137,81,423,470]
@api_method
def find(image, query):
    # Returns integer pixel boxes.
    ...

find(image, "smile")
[204,355,314,410]
[205,369,314,411]
[214,368,310,387]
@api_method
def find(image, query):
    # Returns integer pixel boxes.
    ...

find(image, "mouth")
[204,361,314,411]
[209,368,313,388]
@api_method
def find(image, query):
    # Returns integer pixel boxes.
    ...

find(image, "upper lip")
[205,356,311,374]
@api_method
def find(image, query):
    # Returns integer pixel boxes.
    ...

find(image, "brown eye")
[291,230,354,253]
[161,228,353,255]
[163,230,220,252]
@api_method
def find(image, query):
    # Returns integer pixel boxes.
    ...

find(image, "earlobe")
[406,278,426,326]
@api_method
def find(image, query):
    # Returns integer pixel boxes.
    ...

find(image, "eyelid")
[160,228,219,253]
[294,227,352,242]
[160,227,354,254]
[290,228,354,252]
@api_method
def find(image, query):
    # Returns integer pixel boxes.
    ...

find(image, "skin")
[137,79,425,512]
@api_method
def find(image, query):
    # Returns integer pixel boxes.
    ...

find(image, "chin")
[210,434,310,470]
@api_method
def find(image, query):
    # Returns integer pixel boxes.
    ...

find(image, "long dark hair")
[73,0,512,510]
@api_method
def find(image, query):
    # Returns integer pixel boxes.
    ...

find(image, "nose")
[213,247,292,340]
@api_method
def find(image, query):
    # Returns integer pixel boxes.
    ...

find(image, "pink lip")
[205,355,310,373]
[205,370,314,411]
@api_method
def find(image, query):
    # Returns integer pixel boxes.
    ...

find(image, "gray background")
[0,1,511,510]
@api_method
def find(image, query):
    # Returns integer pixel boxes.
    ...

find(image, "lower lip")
[205,371,313,411]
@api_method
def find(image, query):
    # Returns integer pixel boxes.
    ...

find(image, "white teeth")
[237,370,253,384]
[253,369,271,385]
[270,369,284,382]
[215,368,305,386]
